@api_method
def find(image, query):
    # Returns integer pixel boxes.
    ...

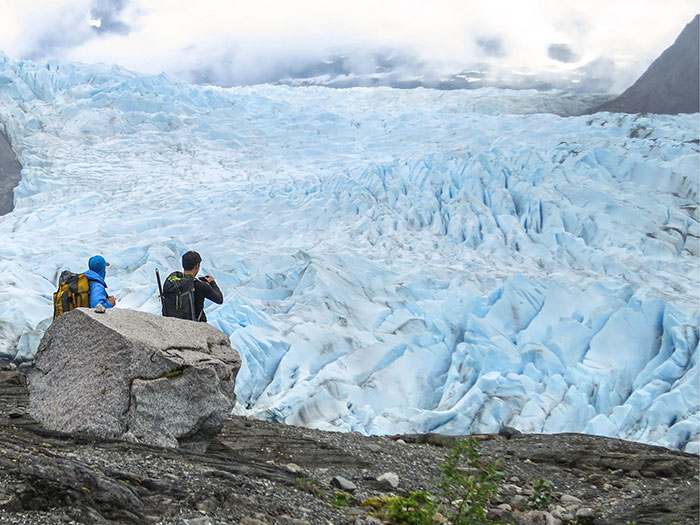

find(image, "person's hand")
[203,275,215,283]
[108,296,116,306]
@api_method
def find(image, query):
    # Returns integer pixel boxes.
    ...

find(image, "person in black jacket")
[182,250,223,322]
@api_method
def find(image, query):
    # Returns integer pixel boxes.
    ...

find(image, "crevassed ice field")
[0,56,698,452]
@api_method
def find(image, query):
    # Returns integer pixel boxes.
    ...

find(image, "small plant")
[530,478,554,509]
[361,438,503,524]
[302,439,503,524]
[361,495,390,510]
[387,491,436,525]
[437,437,503,525]
[296,476,326,499]
[331,490,354,509]
[361,492,436,525]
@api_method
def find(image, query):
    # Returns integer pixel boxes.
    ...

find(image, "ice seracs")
[0,55,697,452]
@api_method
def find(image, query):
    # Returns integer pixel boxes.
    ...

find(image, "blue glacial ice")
[0,55,697,452]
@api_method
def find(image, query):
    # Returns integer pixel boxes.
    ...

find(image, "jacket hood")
[84,270,107,287]
[88,255,107,279]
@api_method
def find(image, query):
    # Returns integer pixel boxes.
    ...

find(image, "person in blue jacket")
[84,255,116,308]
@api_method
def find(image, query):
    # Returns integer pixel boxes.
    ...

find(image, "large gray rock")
[28,308,240,451]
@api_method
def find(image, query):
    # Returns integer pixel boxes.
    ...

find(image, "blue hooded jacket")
[85,255,113,308]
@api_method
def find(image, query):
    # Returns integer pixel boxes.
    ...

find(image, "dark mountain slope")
[0,129,21,215]
[591,15,699,114]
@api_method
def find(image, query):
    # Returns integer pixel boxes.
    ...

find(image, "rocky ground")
[0,368,696,525]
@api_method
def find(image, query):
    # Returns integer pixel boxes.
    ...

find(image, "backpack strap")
[189,289,196,321]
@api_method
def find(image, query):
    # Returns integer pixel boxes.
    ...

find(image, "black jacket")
[194,278,224,322]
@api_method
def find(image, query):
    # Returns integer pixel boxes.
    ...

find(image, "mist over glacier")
[0,56,697,452]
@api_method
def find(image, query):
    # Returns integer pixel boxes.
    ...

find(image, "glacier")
[0,55,697,452]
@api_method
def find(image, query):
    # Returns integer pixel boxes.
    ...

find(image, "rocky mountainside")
[0,367,696,525]
[0,129,21,216]
[591,15,700,114]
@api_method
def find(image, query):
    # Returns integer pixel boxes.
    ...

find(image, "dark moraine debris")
[0,367,698,524]
[0,128,21,216]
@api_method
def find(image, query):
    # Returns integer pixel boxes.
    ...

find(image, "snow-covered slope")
[0,56,697,452]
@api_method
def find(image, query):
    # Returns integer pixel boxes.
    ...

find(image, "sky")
[0,0,697,92]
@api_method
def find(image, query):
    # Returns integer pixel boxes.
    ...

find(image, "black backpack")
[160,271,198,321]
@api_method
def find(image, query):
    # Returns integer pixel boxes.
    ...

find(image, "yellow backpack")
[53,271,91,318]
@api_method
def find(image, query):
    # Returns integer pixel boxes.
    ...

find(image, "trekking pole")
[156,268,164,314]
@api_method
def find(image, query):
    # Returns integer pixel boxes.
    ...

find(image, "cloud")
[0,0,697,94]
[548,43,579,63]
[169,39,415,87]
[476,37,507,58]
[3,0,133,62]
[90,0,132,35]
[23,3,95,61]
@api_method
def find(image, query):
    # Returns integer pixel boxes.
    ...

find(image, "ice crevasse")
[0,55,697,452]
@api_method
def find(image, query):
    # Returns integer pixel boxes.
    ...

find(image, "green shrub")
[303,438,503,524]
[387,491,436,525]
[296,476,326,499]
[359,492,437,525]
[331,490,354,509]
[437,437,503,525]
[530,478,554,510]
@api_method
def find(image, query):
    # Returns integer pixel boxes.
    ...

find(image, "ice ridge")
[0,56,697,452]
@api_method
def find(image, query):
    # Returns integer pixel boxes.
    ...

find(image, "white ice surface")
[0,56,698,451]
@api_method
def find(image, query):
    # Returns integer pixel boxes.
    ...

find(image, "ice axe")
[156,268,164,314]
